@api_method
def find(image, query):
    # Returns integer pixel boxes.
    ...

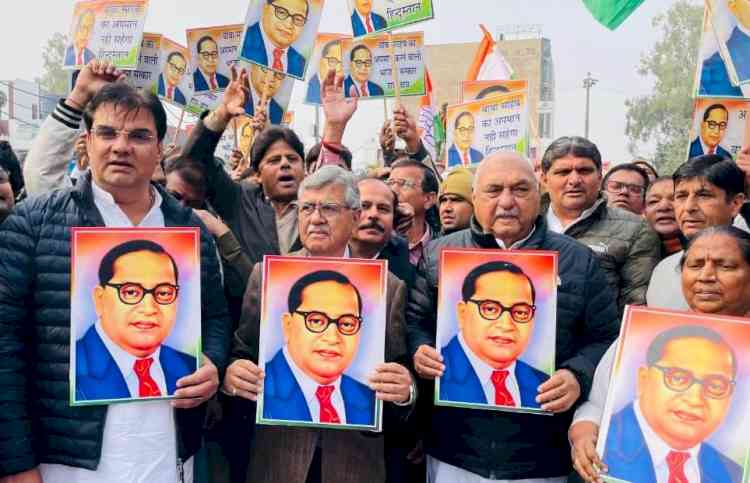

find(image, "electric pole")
[583,72,598,139]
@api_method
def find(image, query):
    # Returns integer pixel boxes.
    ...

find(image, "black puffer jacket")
[406,215,620,480]
[0,173,231,477]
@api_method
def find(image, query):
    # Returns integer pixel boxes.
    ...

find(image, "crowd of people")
[1,58,750,483]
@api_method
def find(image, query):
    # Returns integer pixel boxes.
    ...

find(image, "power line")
[0,80,62,102]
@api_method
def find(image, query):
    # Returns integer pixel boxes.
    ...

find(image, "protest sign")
[435,248,558,415]
[459,80,528,102]
[305,33,350,105]
[63,0,149,70]
[70,227,201,406]
[256,256,387,431]
[238,0,326,81]
[241,61,295,126]
[707,0,750,87]
[186,24,243,94]
[444,90,529,169]
[347,0,433,39]
[150,36,193,108]
[341,32,425,99]
[688,97,750,160]
[122,33,161,90]
[597,306,750,483]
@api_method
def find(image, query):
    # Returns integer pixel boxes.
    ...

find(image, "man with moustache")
[647,155,746,310]
[540,136,660,312]
[438,167,474,234]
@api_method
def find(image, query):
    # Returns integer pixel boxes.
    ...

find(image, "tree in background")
[625,0,702,175]
[39,32,69,96]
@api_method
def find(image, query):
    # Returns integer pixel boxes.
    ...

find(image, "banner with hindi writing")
[444,90,529,170]
[687,97,750,161]
[459,80,529,102]
[63,0,149,70]
[123,33,161,90]
[347,0,433,39]
[342,32,426,99]
[186,24,243,94]
[305,33,351,105]
[152,37,193,109]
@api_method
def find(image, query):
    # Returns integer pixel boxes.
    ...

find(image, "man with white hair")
[407,152,619,482]
[222,166,417,483]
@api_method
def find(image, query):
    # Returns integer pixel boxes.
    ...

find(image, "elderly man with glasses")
[224,166,416,483]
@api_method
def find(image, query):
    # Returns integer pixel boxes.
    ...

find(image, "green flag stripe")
[581,0,646,30]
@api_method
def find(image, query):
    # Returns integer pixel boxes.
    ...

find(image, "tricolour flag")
[466,25,514,82]
[418,68,444,162]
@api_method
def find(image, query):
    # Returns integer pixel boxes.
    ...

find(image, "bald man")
[406,153,619,482]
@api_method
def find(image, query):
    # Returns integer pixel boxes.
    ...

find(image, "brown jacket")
[231,250,410,483]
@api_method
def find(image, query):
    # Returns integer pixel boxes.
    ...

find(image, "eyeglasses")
[705,121,728,131]
[270,3,307,27]
[652,365,735,400]
[91,126,157,145]
[606,180,645,196]
[455,126,475,136]
[168,61,186,75]
[299,202,350,219]
[352,59,373,69]
[198,51,219,61]
[386,178,418,190]
[467,299,536,323]
[295,310,362,336]
[259,66,286,80]
[323,56,341,68]
[104,282,180,305]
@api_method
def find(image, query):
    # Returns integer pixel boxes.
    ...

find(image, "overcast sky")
[0,0,697,168]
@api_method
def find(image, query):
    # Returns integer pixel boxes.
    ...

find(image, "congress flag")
[418,68,444,162]
[465,25,513,82]
[581,0,645,30]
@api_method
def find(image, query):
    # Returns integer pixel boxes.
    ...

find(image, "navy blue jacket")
[75,325,197,401]
[240,22,306,79]
[604,403,742,483]
[406,215,619,479]
[439,335,546,409]
[262,349,375,426]
[351,10,387,37]
[688,137,732,160]
[0,172,231,476]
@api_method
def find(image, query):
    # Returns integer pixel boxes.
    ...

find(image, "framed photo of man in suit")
[256,256,387,431]
[304,33,349,105]
[239,0,326,81]
[70,227,202,406]
[435,248,558,415]
[597,307,750,483]
[154,37,194,108]
[687,97,750,161]
[346,0,434,39]
[187,25,244,93]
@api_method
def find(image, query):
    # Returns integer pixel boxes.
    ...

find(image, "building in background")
[0,79,61,155]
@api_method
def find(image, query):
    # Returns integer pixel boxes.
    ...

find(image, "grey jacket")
[541,193,661,311]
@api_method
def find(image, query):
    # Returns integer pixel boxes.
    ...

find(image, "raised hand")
[68,59,127,111]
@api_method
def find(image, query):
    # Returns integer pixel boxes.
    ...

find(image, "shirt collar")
[495,225,536,249]
[95,320,162,389]
[546,197,605,234]
[283,345,342,409]
[457,331,516,385]
[91,180,163,227]
[408,222,432,250]
[633,398,701,464]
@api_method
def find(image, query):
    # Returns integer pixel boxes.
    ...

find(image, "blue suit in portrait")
[351,10,387,37]
[603,403,742,483]
[64,45,96,67]
[262,348,376,425]
[240,22,306,79]
[727,26,750,83]
[193,68,230,93]
[439,335,546,408]
[75,324,197,401]
[447,143,484,168]
[157,74,187,105]
[305,74,322,104]
[700,51,744,97]
[244,90,284,125]
[688,137,732,160]
[343,75,385,97]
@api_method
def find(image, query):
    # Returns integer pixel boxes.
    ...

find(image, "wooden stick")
[243,68,275,161]
[232,117,238,150]
[171,108,185,145]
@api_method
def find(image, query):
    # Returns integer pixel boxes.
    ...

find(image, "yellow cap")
[439,167,474,205]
